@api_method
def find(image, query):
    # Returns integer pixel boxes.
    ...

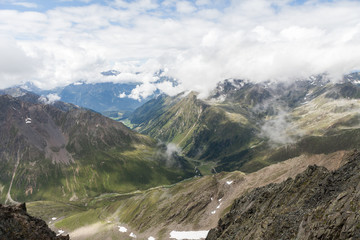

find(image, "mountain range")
[1,72,360,239]
[127,73,360,174]
[20,81,144,117]
[18,70,178,119]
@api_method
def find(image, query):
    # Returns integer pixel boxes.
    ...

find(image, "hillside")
[27,150,348,239]
[128,73,360,174]
[207,150,360,240]
[0,94,194,204]
[129,91,256,174]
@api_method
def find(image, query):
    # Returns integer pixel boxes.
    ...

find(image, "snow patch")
[216,203,222,209]
[56,230,65,236]
[148,237,156,240]
[170,230,209,240]
[129,232,137,238]
[118,226,127,233]
[226,181,233,185]
[52,217,57,221]
[211,210,216,214]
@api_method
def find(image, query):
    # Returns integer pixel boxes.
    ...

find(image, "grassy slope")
[130,93,258,173]
[128,82,360,174]
[0,139,194,203]
[217,93,360,173]
[0,96,195,203]
[27,150,348,240]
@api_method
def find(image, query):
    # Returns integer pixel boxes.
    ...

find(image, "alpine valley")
[1,72,360,239]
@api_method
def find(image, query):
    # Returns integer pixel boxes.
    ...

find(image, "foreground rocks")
[207,150,360,240]
[0,203,69,240]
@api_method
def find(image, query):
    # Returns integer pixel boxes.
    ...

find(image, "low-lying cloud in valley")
[1,0,360,98]
[260,109,298,145]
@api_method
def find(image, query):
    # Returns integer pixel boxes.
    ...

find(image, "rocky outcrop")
[0,203,69,240]
[207,150,360,240]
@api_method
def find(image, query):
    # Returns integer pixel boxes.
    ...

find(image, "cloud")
[260,110,296,145]
[118,92,127,98]
[176,1,196,13]
[0,0,360,97]
[39,93,61,104]
[195,0,211,6]
[12,1,38,8]
[0,36,38,89]
[165,143,181,159]
[128,82,157,101]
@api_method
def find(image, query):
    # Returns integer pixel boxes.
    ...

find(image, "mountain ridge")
[127,73,360,174]
[206,150,360,239]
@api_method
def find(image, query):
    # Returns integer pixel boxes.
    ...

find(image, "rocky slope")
[206,150,360,240]
[0,94,194,203]
[0,203,69,240]
[27,150,348,240]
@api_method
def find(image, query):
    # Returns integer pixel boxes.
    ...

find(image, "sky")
[1,0,360,99]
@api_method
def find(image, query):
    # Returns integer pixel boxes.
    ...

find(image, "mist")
[260,110,297,146]
[155,142,183,168]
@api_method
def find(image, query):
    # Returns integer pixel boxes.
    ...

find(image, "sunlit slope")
[128,74,360,173]
[0,94,194,203]
[27,150,348,240]
[130,92,257,167]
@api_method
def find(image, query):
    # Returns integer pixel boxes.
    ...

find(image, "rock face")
[0,203,69,240]
[207,150,360,240]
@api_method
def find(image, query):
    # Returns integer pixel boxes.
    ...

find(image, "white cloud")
[112,0,158,11]
[195,0,211,6]
[197,8,221,19]
[165,143,181,159]
[260,110,295,145]
[0,36,38,89]
[119,92,127,98]
[155,81,179,96]
[128,82,157,101]
[0,0,360,97]
[12,2,38,8]
[176,1,196,14]
[39,93,61,104]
